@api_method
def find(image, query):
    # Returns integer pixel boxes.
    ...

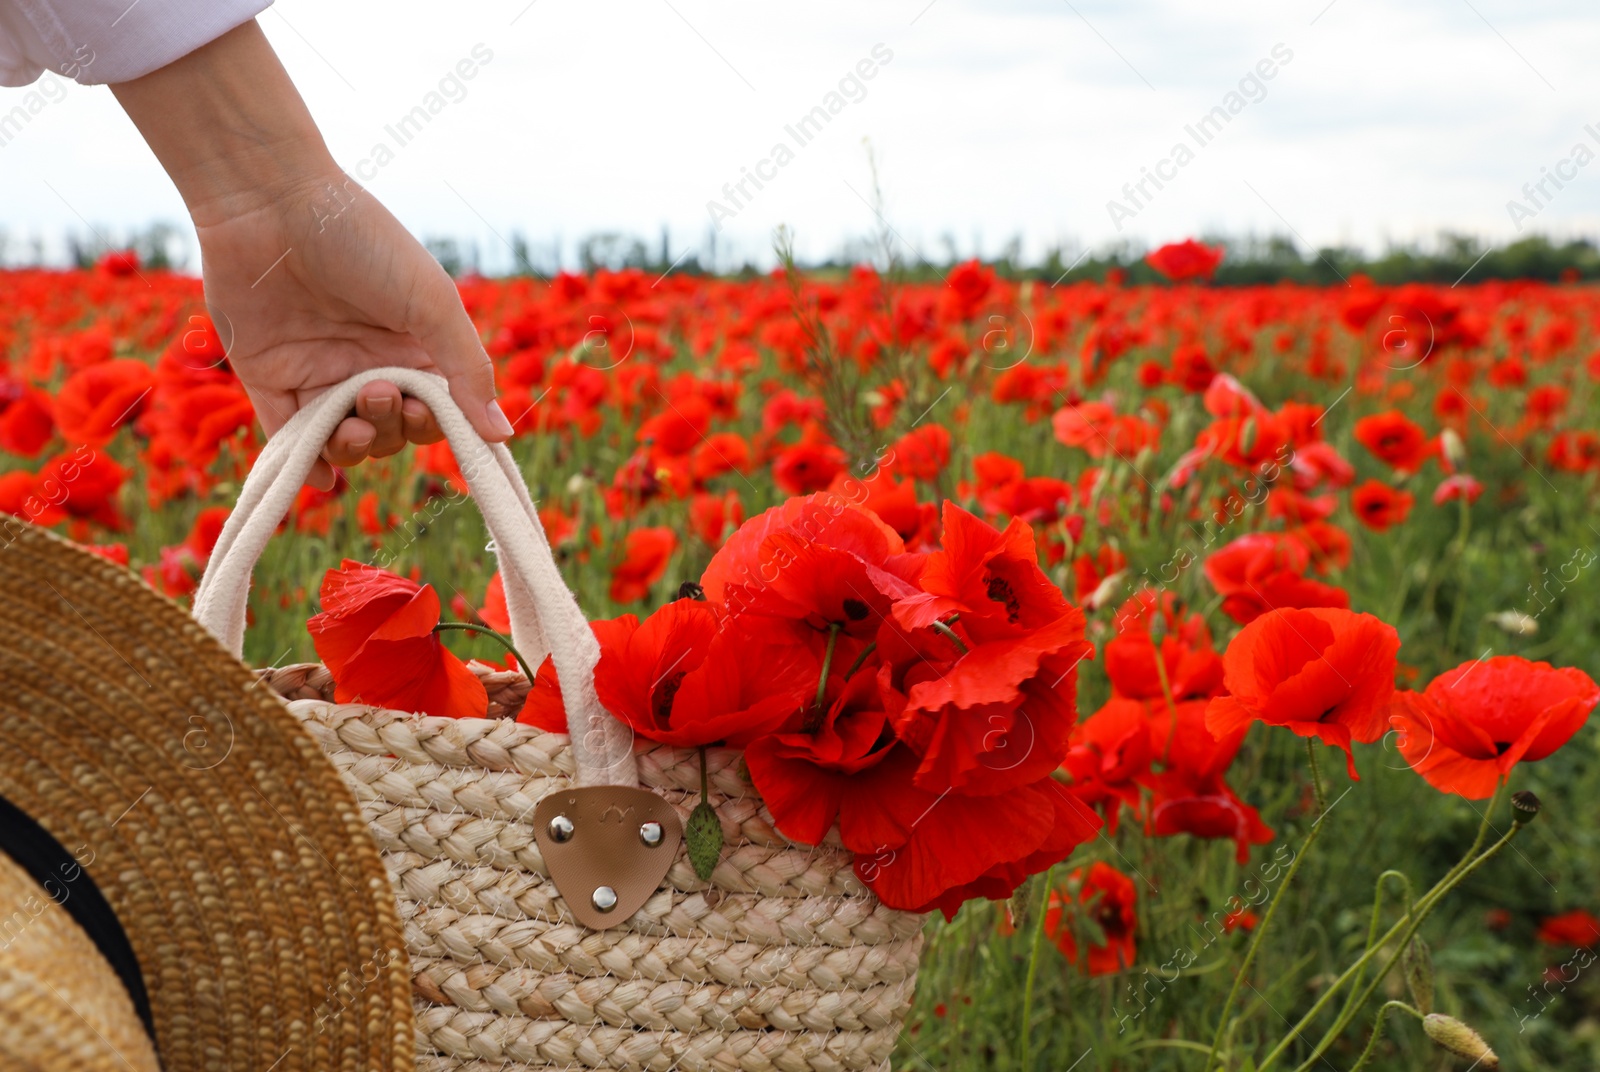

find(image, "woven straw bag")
[193,369,926,1071]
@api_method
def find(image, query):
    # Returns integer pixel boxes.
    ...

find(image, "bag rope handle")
[192,367,638,788]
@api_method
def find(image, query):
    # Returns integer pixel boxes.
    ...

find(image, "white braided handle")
[192,367,638,788]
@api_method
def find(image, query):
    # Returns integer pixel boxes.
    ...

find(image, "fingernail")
[486,400,515,438]
[367,394,394,417]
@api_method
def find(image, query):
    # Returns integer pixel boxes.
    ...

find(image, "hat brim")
[0,521,413,1072]
[0,847,162,1072]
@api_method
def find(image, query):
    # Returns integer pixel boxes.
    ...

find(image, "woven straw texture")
[0,523,414,1072]
[0,848,161,1072]
[263,662,927,1072]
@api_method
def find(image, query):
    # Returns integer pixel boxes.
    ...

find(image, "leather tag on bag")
[532,787,683,929]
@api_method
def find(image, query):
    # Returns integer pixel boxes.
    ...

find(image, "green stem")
[804,624,842,732]
[434,621,537,691]
[698,745,709,805]
[1332,871,1414,1033]
[1292,825,1521,1071]
[1435,777,1507,892]
[1305,740,1327,817]
[1153,645,1180,768]
[1019,867,1054,1072]
[843,641,877,680]
[930,618,970,655]
[1263,812,1523,1072]
[1347,1001,1425,1072]
[1203,779,1330,1072]
[1444,494,1472,651]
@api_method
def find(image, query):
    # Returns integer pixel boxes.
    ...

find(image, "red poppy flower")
[888,423,952,481]
[940,259,996,320]
[1389,656,1599,799]
[702,493,925,640]
[1203,533,1349,625]
[1285,520,1352,574]
[0,385,56,457]
[610,527,677,603]
[1191,412,1290,472]
[146,381,257,468]
[745,672,896,846]
[690,431,752,482]
[1052,402,1159,459]
[761,389,826,433]
[1145,239,1224,283]
[1061,697,1153,833]
[1045,862,1138,975]
[1073,545,1127,605]
[1290,441,1356,490]
[773,441,847,494]
[885,504,1092,794]
[1145,698,1273,863]
[1432,474,1483,506]
[1223,907,1259,933]
[637,393,711,456]
[592,599,814,749]
[1350,479,1414,532]
[829,470,936,548]
[842,748,1100,917]
[1207,607,1400,778]
[95,249,140,276]
[36,447,129,530]
[689,490,744,548]
[1537,909,1600,948]
[1353,410,1434,473]
[511,654,569,733]
[308,561,489,719]
[184,506,231,563]
[53,360,156,446]
[1103,591,1224,702]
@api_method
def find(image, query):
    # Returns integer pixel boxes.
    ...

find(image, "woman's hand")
[111,19,509,489]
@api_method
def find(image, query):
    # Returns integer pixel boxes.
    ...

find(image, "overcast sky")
[2,0,1597,270]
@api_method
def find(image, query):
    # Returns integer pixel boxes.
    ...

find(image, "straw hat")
[0,521,413,1071]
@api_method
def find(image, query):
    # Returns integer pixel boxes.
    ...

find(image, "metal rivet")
[592,885,618,912]
[547,815,574,843]
[639,821,664,847]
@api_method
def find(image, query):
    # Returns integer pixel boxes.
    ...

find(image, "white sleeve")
[0,0,272,87]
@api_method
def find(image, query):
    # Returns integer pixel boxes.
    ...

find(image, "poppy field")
[4,244,1600,1070]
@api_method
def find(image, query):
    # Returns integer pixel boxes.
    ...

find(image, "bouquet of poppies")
[308,491,1103,917]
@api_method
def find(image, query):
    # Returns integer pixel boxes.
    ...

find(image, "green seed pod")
[1238,416,1259,456]
[1423,1014,1498,1069]
[1403,937,1435,1014]
[686,800,724,881]
[1512,791,1542,823]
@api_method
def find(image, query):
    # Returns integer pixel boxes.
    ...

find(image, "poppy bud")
[1403,937,1434,1014]
[1422,1014,1498,1068]
[1440,428,1467,471]
[1488,610,1538,636]
[686,800,724,881]
[1238,416,1258,456]
[1511,791,1542,823]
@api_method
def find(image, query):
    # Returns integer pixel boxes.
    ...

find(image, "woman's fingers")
[323,415,376,468]
[357,381,407,457]
[401,396,445,444]
[312,387,448,489]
